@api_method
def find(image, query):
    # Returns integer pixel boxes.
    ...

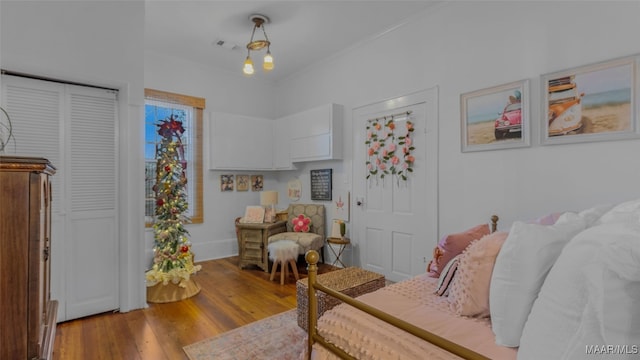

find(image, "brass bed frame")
[304,215,499,360]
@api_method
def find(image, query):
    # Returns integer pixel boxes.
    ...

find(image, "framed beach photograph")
[236,174,250,191]
[220,174,234,192]
[461,79,530,152]
[541,54,640,145]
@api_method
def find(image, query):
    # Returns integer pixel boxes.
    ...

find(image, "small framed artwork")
[310,169,332,201]
[333,190,350,222]
[220,174,234,192]
[251,175,263,191]
[287,178,302,201]
[461,79,530,152]
[243,206,265,223]
[541,54,639,145]
[236,175,250,191]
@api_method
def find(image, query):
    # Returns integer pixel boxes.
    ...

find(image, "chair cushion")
[268,232,323,255]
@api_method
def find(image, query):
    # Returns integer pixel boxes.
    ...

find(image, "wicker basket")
[296,267,385,330]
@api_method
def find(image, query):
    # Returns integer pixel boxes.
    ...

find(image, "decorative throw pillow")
[427,223,491,278]
[489,212,587,347]
[291,214,311,233]
[447,231,508,317]
[434,254,461,296]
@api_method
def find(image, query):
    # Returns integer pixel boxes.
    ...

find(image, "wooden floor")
[53,256,337,360]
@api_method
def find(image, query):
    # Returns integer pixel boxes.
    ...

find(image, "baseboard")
[144,238,238,266]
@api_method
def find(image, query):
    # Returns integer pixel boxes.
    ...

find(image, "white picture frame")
[541,54,640,145]
[461,79,530,152]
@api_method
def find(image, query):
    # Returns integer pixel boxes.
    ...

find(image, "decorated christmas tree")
[145,114,201,302]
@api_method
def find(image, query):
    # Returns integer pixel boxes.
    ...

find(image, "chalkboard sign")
[310,169,332,201]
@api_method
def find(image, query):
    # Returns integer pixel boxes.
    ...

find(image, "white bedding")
[303,274,517,360]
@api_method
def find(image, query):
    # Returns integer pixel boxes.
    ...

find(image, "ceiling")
[144,1,439,82]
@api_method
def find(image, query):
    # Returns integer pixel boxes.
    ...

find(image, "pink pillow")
[291,214,311,232]
[427,223,491,277]
[447,231,508,317]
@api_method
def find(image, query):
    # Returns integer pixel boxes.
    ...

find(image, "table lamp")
[260,190,278,222]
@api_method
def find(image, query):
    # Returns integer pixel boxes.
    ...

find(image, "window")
[144,89,204,226]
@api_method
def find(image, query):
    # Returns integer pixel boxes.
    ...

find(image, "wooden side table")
[236,220,287,272]
[327,237,350,267]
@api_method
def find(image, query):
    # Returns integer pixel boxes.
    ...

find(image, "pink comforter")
[303,274,517,360]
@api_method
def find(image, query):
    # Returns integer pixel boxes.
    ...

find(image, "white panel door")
[2,75,119,321]
[353,88,438,282]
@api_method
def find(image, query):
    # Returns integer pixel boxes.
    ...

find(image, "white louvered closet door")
[2,75,119,321]
[65,84,119,320]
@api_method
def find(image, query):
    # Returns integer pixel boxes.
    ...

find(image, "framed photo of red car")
[541,54,640,145]
[461,79,530,152]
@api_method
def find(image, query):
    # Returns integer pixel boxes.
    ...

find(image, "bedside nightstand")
[236,220,287,272]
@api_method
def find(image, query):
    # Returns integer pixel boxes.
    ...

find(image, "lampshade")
[242,14,274,75]
[260,190,278,206]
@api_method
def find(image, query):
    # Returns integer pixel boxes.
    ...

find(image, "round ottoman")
[268,240,300,285]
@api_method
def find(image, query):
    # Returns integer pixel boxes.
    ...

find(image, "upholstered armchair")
[267,203,325,263]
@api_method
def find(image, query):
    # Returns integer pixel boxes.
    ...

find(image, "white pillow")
[578,203,614,227]
[518,222,640,360]
[595,198,640,225]
[489,212,586,347]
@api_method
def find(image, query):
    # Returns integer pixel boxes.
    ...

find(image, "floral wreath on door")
[365,112,415,185]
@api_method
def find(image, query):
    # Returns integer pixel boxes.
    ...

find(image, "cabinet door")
[210,113,273,170]
[241,229,264,262]
[273,115,295,170]
[290,103,343,162]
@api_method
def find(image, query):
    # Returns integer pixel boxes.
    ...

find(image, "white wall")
[3,0,640,312]
[1,0,147,312]
[276,1,640,246]
[144,50,281,263]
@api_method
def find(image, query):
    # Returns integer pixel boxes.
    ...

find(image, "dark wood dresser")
[0,156,57,359]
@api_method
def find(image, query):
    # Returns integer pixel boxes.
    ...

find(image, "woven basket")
[296,267,385,330]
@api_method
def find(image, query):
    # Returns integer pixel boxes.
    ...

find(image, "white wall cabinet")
[210,112,273,170]
[210,104,342,170]
[289,103,343,162]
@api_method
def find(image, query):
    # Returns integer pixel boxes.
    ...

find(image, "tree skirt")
[183,309,306,360]
[146,278,201,303]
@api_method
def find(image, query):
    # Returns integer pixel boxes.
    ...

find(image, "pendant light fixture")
[243,14,274,75]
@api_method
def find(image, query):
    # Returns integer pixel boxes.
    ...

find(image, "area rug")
[183,309,306,360]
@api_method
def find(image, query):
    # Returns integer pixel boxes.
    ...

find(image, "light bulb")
[263,50,274,71]
[243,56,254,75]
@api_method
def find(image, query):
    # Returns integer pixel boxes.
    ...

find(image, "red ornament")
[156,198,164,207]
[164,165,171,172]
[180,245,189,253]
